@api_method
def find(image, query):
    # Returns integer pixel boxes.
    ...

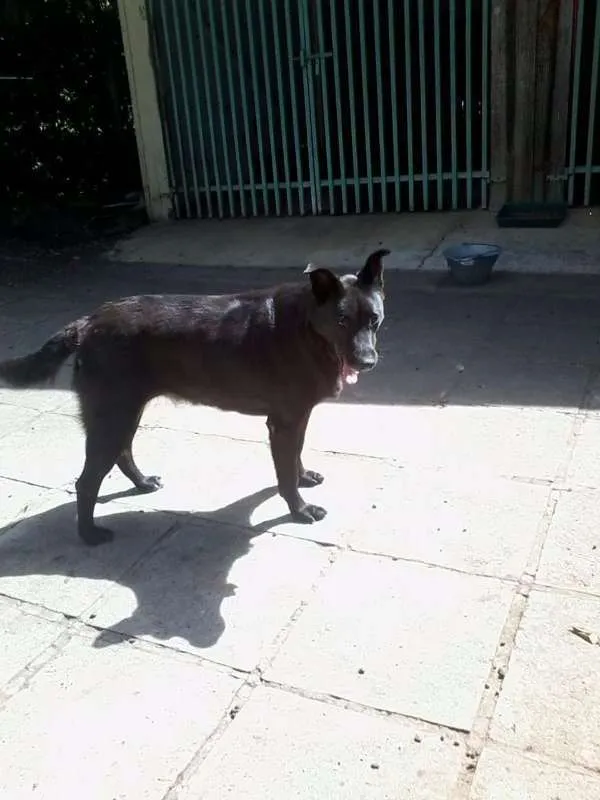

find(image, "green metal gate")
[566,0,600,206]
[150,0,491,219]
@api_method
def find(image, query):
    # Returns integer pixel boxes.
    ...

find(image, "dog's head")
[305,248,389,385]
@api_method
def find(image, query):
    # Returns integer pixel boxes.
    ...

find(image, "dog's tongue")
[343,362,359,385]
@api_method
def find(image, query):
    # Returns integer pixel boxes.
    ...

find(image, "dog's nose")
[357,354,378,371]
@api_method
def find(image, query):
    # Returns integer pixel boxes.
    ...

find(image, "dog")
[0,249,388,545]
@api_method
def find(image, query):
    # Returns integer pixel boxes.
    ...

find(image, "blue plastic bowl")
[442,242,502,286]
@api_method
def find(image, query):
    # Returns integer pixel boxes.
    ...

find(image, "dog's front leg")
[267,413,327,523]
[294,407,325,488]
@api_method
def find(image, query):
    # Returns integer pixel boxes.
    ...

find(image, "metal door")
[566,0,600,206]
[149,0,492,219]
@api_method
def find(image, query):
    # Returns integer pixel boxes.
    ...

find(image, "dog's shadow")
[0,486,292,652]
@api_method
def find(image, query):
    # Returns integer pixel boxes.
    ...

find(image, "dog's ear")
[304,263,343,304]
[357,249,390,290]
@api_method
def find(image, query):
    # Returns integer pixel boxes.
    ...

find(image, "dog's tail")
[0,318,88,388]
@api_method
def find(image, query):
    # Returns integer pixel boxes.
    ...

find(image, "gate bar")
[271,0,293,216]
[449,0,458,208]
[219,1,247,217]
[245,0,269,214]
[258,0,281,215]
[207,0,235,216]
[316,0,336,214]
[195,0,223,217]
[300,1,320,214]
[284,0,305,215]
[568,0,585,205]
[388,0,401,211]
[584,3,600,205]
[358,0,374,211]
[374,0,387,212]
[159,0,191,217]
[417,0,429,210]
[232,0,258,216]
[330,0,348,213]
[183,0,212,217]
[403,0,415,211]
[433,0,443,209]
[465,0,473,208]
[344,0,360,211]
[481,0,489,208]
[173,1,201,216]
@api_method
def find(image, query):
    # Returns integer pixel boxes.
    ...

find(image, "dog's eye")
[369,315,379,328]
[338,315,349,327]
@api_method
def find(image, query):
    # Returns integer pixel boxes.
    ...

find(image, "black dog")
[0,249,388,545]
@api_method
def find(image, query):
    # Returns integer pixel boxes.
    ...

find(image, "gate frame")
[491,0,577,207]
[123,0,586,219]
[117,0,171,220]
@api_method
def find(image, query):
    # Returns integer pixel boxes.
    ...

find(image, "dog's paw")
[136,475,163,493]
[292,503,328,524]
[299,469,325,488]
[79,524,115,546]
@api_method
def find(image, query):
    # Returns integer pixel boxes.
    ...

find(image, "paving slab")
[346,472,550,579]
[0,492,176,617]
[389,291,512,329]
[0,314,80,370]
[537,488,600,594]
[143,402,574,481]
[586,373,600,416]
[565,416,600,489]
[178,686,465,800]
[2,256,600,796]
[0,320,35,361]
[87,521,331,669]
[425,208,600,274]
[490,590,600,771]
[139,397,269,439]
[307,404,576,481]
[0,403,41,445]
[96,426,549,579]
[448,356,589,409]
[0,411,83,488]
[100,424,394,546]
[0,385,73,414]
[111,211,458,270]
[0,599,65,690]
[385,310,500,362]
[477,322,600,366]
[348,352,465,405]
[0,477,58,529]
[0,632,241,800]
[0,296,93,322]
[470,744,600,800]
[110,208,600,275]
[99,424,275,515]
[267,552,514,730]
[504,293,600,327]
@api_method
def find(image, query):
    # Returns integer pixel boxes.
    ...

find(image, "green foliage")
[0,0,140,218]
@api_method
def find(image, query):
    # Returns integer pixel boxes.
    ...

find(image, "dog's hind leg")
[76,395,145,545]
[295,409,324,489]
[116,409,163,493]
[117,447,163,493]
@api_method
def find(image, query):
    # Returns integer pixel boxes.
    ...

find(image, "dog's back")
[75,285,335,415]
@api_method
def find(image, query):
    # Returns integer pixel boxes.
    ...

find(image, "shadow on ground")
[2,264,600,411]
[0,485,290,652]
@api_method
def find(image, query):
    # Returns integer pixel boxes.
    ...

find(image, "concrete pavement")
[110,207,600,275]
[1,256,600,797]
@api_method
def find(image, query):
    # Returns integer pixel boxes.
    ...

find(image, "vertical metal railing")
[150,0,492,218]
[567,0,600,206]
